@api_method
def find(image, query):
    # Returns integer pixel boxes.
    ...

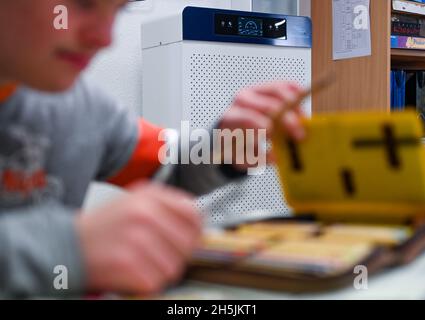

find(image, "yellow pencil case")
[272,111,425,222]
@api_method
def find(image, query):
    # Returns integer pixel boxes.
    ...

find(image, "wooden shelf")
[392,9,425,18]
[312,0,425,113]
[312,0,391,113]
[392,49,425,69]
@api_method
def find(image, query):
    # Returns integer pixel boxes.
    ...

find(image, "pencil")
[272,72,336,126]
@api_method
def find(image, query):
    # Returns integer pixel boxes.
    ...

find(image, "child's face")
[0,0,127,91]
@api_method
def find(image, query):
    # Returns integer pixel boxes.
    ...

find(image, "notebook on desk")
[187,111,425,293]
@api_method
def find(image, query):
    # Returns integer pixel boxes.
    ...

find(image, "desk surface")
[164,253,425,300]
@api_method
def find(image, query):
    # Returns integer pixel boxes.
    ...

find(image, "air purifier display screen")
[238,17,263,37]
[215,14,287,40]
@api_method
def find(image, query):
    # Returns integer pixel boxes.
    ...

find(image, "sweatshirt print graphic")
[0,126,63,208]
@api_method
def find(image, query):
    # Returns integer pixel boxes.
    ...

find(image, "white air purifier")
[141,6,312,224]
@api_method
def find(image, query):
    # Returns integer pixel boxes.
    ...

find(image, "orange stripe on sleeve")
[0,83,17,103]
[108,119,166,188]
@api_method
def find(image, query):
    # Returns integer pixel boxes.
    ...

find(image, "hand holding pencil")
[220,81,307,142]
[271,72,336,139]
[218,74,335,170]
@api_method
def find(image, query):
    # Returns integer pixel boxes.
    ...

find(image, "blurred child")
[0,0,305,297]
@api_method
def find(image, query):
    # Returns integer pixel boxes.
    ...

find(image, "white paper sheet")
[333,0,371,60]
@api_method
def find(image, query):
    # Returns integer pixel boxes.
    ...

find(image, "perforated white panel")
[182,41,311,224]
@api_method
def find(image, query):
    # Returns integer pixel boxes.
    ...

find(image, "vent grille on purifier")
[188,52,309,224]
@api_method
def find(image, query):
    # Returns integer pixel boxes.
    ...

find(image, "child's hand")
[75,183,202,296]
[218,81,306,170]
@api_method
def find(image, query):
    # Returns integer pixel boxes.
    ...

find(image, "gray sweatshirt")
[0,79,241,298]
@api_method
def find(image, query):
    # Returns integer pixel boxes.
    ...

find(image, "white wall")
[84,0,232,114]
[299,0,311,17]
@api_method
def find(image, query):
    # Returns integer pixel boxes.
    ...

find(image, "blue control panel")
[183,7,312,48]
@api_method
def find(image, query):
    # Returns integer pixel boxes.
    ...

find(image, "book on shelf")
[393,0,425,16]
[392,13,425,37]
[391,34,425,49]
